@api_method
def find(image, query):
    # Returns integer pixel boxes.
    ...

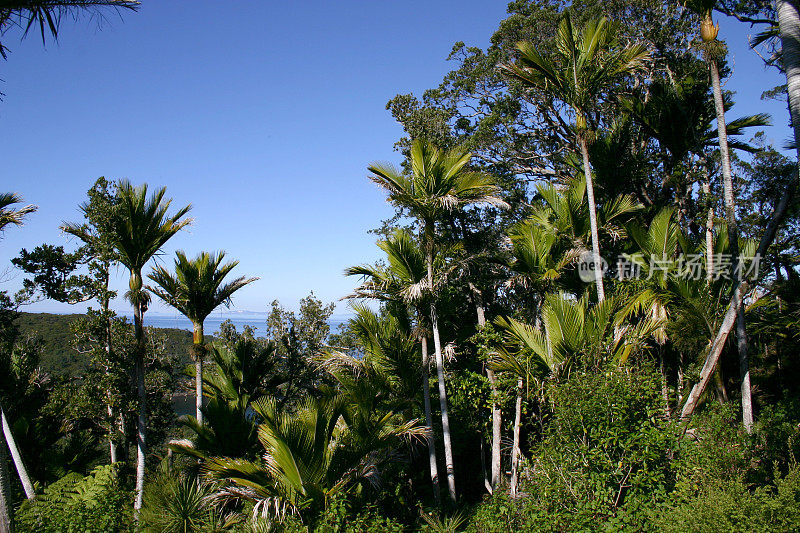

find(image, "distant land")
[13,312,352,378]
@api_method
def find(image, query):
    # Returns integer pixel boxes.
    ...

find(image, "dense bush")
[14,464,133,532]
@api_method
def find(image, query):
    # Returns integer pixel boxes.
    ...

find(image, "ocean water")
[140,315,349,336]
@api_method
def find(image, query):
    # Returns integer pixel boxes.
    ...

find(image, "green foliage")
[654,463,800,532]
[14,465,133,532]
[513,363,677,530]
[309,498,405,533]
[140,468,238,533]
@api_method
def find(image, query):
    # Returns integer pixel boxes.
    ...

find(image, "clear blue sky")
[0,1,791,317]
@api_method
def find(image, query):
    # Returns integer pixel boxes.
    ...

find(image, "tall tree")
[149,250,256,425]
[107,181,191,513]
[684,0,754,432]
[346,229,442,503]
[0,192,35,533]
[368,139,508,502]
[500,13,650,301]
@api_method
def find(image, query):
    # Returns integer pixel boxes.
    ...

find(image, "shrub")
[140,468,239,532]
[14,464,133,532]
[652,462,800,532]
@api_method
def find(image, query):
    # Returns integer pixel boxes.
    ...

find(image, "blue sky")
[0,1,791,317]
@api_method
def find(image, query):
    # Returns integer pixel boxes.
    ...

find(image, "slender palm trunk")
[420,336,441,505]
[102,269,118,464]
[702,178,715,281]
[510,377,523,498]
[0,406,33,500]
[682,182,795,420]
[133,295,147,514]
[106,403,117,464]
[0,429,11,533]
[425,222,456,503]
[580,135,605,301]
[709,57,753,432]
[659,349,671,419]
[470,285,501,492]
[193,321,205,425]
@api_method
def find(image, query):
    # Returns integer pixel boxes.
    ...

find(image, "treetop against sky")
[0,0,790,315]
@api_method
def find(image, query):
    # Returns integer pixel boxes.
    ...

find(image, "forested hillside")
[14,313,195,377]
[3,1,800,532]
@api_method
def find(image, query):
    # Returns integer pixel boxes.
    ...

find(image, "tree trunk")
[102,269,118,464]
[0,406,33,500]
[0,427,11,533]
[778,0,800,155]
[107,403,117,464]
[193,321,205,425]
[702,178,714,281]
[709,57,753,433]
[430,303,456,503]
[681,283,745,420]
[425,221,456,503]
[659,349,671,419]
[510,377,523,498]
[681,139,796,421]
[470,284,501,492]
[421,336,441,505]
[580,135,605,301]
[133,295,147,514]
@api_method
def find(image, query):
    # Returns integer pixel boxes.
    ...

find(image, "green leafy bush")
[652,463,800,532]
[14,464,133,532]
[140,468,239,532]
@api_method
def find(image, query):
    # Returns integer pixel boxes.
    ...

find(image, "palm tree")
[0,1,139,59]
[204,395,425,526]
[170,338,282,463]
[368,140,508,502]
[683,0,754,431]
[0,193,37,530]
[493,292,660,497]
[149,251,257,426]
[345,229,442,504]
[107,181,191,513]
[0,193,36,233]
[501,13,650,301]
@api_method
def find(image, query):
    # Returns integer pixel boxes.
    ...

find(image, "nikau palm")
[683,0,754,431]
[107,181,191,513]
[369,139,508,502]
[345,229,442,504]
[501,13,649,302]
[0,193,36,233]
[205,396,424,525]
[149,251,257,426]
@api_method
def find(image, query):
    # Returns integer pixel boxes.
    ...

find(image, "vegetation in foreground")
[2,0,800,531]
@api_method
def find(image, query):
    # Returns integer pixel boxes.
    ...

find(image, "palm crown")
[108,181,192,291]
[0,193,36,234]
[368,139,508,228]
[500,13,650,128]
[149,251,257,326]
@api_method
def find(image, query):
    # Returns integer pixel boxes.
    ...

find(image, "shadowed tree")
[368,139,508,502]
[149,250,257,426]
[0,192,35,532]
[107,181,191,514]
[501,12,650,302]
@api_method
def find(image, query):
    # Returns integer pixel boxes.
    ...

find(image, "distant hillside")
[15,312,196,377]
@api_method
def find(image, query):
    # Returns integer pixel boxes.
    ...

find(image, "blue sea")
[138,314,350,336]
